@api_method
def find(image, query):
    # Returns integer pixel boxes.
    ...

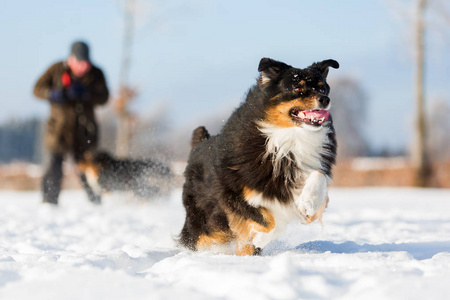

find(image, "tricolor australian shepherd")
[179,58,339,255]
[78,151,172,199]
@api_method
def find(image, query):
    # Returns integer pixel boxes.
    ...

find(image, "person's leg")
[73,152,101,204]
[42,154,64,204]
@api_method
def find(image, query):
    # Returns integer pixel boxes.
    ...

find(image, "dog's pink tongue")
[303,110,329,121]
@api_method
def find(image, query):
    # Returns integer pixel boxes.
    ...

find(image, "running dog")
[179,58,339,255]
[78,151,172,199]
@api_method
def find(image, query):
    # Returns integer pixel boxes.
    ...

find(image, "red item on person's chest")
[61,72,71,87]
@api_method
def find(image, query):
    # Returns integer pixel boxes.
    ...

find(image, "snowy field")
[0,188,449,300]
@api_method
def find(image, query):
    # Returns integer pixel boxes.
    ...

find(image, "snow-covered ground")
[0,188,449,299]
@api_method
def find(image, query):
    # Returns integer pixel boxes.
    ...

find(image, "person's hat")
[70,41,90,61]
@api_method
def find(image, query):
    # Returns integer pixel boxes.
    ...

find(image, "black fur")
[179,58,338,252]
[191,126,210,148]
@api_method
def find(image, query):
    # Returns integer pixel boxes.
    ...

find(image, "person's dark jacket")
[34,61,109,155]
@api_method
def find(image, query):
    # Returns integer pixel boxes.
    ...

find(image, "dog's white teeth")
[299,112,306,118]
[321,117,325,122]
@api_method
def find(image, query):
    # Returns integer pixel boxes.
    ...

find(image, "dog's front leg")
[296,170,329,224]
[229,206,276,256]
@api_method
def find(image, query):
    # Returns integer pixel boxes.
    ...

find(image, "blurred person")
[33,41,109,205]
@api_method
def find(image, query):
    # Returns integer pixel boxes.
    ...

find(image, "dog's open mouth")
[290,108,329,127]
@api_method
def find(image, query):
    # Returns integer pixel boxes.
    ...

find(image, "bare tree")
[427,99,450,160]
[412,0,431,186]
[114,86,137,157]
[115,0,137,157]
[113,0,190,157]
[384,0,450,186]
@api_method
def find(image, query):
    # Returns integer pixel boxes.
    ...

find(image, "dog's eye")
[318,88,325,93]
[294,87,304,93]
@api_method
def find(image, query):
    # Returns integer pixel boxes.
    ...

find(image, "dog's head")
[257,57,339,130]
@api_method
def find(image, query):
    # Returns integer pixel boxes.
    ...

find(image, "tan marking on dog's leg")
[196,232,231,250]
[304,195,329,224]
[251,208,275,233]
[82,165,102,195]
[85,166,99,179]
[243,186,257,201]
[242,188,275,232]
[226,207,276,255]
[235,244,256,256]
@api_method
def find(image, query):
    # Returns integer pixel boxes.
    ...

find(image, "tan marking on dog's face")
[269,94,282,101]
[264,97,317,127]
[236,244,256,256]
[196,232,231,250]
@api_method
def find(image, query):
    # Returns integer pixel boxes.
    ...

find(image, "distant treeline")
[0,119,43,163]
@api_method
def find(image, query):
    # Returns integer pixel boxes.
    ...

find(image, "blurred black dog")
[78,151,172,199]
[179,58,339,255]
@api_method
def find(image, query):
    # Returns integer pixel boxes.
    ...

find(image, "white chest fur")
[247,123,333,248]
[258,122,332,180]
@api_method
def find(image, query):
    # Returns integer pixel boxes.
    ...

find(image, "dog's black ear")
[310,59,339,78]
[258,58,290,84]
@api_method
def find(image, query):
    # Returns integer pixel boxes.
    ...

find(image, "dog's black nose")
[318,96,330,108]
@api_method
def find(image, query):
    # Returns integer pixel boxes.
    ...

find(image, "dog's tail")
[191,126,210,148]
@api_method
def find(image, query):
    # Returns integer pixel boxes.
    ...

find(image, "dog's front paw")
[298,194,319,219]
[296,171,328,223]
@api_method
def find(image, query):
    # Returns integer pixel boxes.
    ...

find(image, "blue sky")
[1,0,449,152]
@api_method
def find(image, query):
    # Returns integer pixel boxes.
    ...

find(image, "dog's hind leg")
[196,231,232,252]
[179,191,205,250]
